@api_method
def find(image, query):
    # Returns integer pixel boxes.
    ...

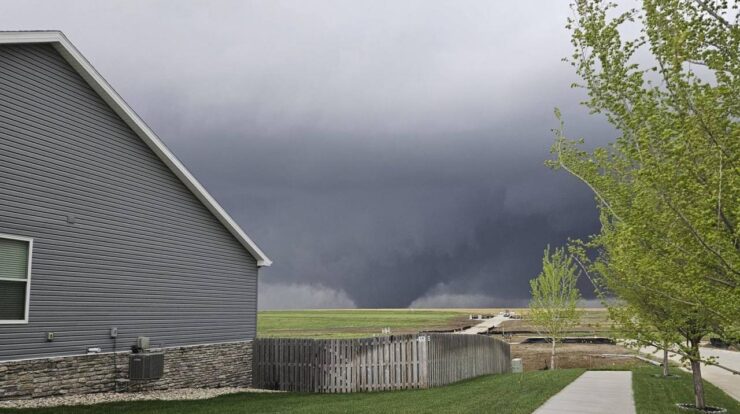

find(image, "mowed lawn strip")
[257,309,471,338]
[0,370,584,414]
[631,366,740,414]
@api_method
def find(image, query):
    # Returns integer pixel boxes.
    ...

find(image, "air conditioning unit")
[129,353,165,380]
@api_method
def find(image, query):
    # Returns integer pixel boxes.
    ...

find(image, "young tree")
[553,0,739,409]
[606,301,684,377]
[529,246,582,370]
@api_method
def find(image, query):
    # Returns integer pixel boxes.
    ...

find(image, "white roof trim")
[0,31,272,267]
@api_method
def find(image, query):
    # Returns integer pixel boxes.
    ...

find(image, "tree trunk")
[550,337,556,370]
[662,349,669,377]
[689,341,706,410]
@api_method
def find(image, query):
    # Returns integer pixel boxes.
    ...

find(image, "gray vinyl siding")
[0,43,259,361]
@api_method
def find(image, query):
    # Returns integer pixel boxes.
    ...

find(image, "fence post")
[252,334,510,393]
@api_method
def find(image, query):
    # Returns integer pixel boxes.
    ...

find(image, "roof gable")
[0,31,271,267]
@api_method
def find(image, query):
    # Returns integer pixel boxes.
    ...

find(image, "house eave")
[0,31,272,267]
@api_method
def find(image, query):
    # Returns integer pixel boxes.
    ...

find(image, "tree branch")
[693,0,735,30]
[657,190,740,278]
[572,255,732,322]
[555,138,624,223]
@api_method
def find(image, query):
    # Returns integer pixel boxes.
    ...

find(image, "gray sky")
[1,1,616,308]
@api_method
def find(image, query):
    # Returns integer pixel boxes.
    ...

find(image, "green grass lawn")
[0,370,584,414]
[1,367,737,413]
[257,309,471,338]
[631,366,740,413]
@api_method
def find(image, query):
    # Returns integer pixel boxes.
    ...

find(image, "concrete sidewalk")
[533,371,636,414]
[456,315,510,335]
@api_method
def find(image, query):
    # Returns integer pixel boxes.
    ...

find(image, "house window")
[0,234,32,324]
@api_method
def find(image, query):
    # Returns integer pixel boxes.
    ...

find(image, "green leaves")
[551,4,738,404]
[554,0,740,343]
[529,246,582,346]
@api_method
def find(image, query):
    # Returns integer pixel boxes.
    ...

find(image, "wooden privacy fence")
[426,333,510,387]
[252,334,511,393]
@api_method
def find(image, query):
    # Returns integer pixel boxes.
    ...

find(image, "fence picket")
[252,334,509,393]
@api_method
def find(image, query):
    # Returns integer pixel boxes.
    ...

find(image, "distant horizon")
[258,300,608,311]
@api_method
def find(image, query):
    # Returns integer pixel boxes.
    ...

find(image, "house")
[0,31,271,399]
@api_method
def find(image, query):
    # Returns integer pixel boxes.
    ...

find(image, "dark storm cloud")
[1,1,616,308]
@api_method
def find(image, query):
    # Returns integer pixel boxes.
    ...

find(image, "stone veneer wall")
[0,341,252,400]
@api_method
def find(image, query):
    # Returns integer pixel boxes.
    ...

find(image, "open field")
[258,309,626,373]
[1,367,737,413]
[257,309,472,338]
[494,309,612,340]
[257,308,612,339]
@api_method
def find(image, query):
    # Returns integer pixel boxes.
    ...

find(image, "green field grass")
[0,369,584,414]
[257,309,471,338]
[257,308,613,339]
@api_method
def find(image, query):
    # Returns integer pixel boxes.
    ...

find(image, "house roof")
[0,31,272,267]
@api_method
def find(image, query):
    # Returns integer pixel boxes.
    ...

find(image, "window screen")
[0,237,31,322]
